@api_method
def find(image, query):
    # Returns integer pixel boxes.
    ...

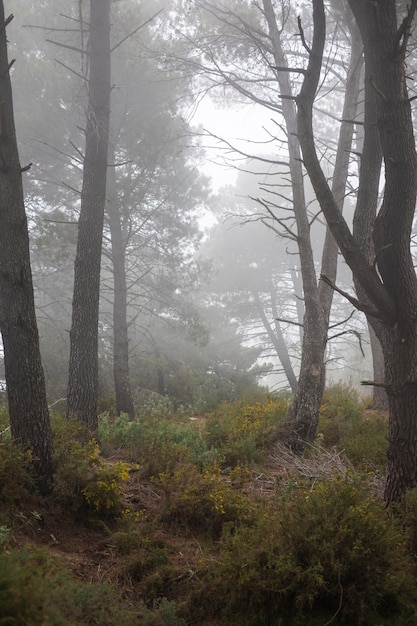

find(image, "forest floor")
[7,440,360,624]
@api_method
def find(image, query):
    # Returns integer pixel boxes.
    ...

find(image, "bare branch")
[45,39,85,55]
[111,9,164,53]
[297,16,311,54]
[320,274,383,319]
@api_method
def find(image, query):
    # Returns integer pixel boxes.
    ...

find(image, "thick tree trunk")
[381,324,417,503]
[0,6,53,493]
[297,0,417,503]
[67,0,111,430]
[106,145,135,420]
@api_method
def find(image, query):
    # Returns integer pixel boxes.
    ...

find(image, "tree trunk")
[351,62,387,411]
[262,0,362,447]
[106,144,135,420]
[0,6,53,493]
[67,0,111,430]
[297,0,417,503]
[369,326,388,411]
[253,290,298,391]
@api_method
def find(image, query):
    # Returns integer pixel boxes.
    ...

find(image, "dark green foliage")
[52,415,130,518]
[205,475,416,625]
[155,461,256,537]
[2,387,417,625]
[137,598,187,626]
[99,410,219,476]
[318,384,387,470]
[0,547,138,625]
[0,438,38,521]
[204,394,288,468]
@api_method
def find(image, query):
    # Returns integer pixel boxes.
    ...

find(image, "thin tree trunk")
[253,290,298,391]
[67,0,111,430]
[107,144,135,420]
[262,0,362,447]
[0,6,53,492]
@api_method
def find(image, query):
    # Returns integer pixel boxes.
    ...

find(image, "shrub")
[0,439,38,521]
[156,461,256,536]
[206,474,416,625]
[137,598,187,626]
[99,411,218,476]
[204,394,288,468]
[318,383,365,446]
[52,416,131,518]
[317,384,387,470]
[0,546,138,625]
[341,410,388,470]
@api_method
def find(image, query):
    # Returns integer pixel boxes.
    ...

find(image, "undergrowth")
[1,386,417,624]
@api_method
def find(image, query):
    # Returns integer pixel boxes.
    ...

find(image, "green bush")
[206,474,416,625]
[204,394,288,468]
[341,410,388,470]
[0,547,138,625]
[318,383,365,446]
[156,461,256,537]
[0,404,10,436]
[137,598,187,626]
[52,415,131,518]
[0,439,38,521]
[99,411,218,476]
[318,385,387,470]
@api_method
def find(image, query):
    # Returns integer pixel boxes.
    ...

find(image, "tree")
[0,5,53,492]
[169,0,362,445]
[200,204,300,390]
[106,145,135,419]
[296,0,417,503]
[66,0,111,430]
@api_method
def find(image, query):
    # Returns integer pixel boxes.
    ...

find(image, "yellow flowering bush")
[205,394,288,468]
[52,416,134,518]
[82,460,131,516]
[156,461,256,536]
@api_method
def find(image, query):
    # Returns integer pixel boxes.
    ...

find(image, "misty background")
[0,0,375,410]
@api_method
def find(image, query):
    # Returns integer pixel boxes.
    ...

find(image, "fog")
[0,0,375,412]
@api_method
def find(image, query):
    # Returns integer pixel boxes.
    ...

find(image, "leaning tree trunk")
[262,0,362,448]
[67,0,111,431]
[106,143,135,420]
[297,0,417,503]
[0,6,53,493]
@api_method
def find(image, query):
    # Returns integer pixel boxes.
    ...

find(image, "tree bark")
[297,0,417,503]
[369,325,388,411]
[67,0,111,430]
[0,6,53,493]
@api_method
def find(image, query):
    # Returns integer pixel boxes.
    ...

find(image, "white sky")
[190,97,278,191]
